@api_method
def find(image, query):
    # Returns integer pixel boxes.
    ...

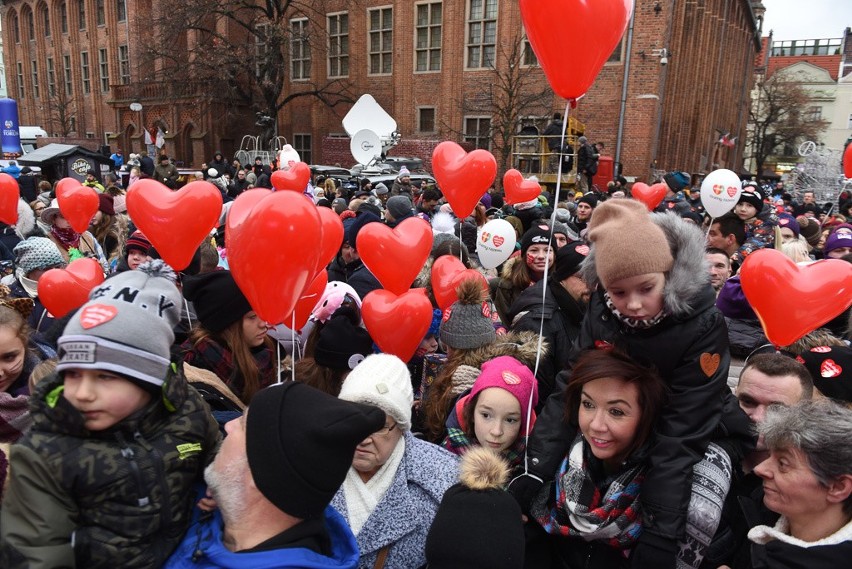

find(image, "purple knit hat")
[777,213,800,237]
[715,276,757,320]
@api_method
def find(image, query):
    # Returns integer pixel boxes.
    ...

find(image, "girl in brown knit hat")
[510,199,753,569]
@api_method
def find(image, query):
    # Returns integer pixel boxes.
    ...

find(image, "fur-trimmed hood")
[452,330,548,371]
[579,211,710,319]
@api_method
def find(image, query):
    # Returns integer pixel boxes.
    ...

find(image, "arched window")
[27,10,35,40]
[12,13,20,43]
[41,5,50,37]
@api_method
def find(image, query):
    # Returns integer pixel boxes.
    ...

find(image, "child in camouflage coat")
[0,261,220,568]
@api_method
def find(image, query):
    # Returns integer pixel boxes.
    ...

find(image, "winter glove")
[507,472,544,515]
[630,532,679,569]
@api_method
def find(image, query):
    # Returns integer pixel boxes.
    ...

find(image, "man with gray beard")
[165,382,385,568]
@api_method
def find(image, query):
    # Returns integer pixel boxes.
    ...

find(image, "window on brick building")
[27,11,34,40]
[254,23,268,78]
[415,2,442,72]
[16,62,24,98]
[522,36,538,67]
[78,0,85,30]
[31,60,39,99]
[99,48,109,91]
[42,7,50,37]
[70,117,76,132]
[607,37,624,63]
[60,2,68,33]
[290,18,310,81]
[327,12,349,78]
[293,133,312,164]
[96,0,104,26]
[368,7,392,75]
[63,55,73,95]
[47,57,56,97]
[117,0,126,22]
[12,14,20,43]
[81,51,90,93]
[848,113,852,130]
[118,45,130,85]
[464,116,491,150]
[466,0,497,69]
[418,107,436,133]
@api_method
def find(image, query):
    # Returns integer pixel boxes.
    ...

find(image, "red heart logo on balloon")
[520,0,633,100]
[0,173,20,225]
[316,206,344,273]
[432,141,497,218]
[493,236,505,247]
[503,169,541,205]
[38,258,105,318]
[56,179,99,233]
[726,186,738,198]
[284,270,328,331]
[741,249,852,346]
[226,190,323,325]
[271,162,311,192]
[431,255,490,311]
[357,217,433,295]
[127,179,223,270]
[631,182,667,211]
[362,288,433,361]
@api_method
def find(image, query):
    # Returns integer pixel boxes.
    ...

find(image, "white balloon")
[700,169,742,218]
[476,219,517,269]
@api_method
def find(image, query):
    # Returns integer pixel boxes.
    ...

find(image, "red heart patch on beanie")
[79,304,118,329]
[820,359,842,378]
[575,244,590,256]
[810,346,831,354]
[502,370,521,385]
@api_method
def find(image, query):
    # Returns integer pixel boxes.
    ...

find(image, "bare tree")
[747,71,829,177]
[46,87,76,137]
[442,35,553,187]
[142,0,356,139]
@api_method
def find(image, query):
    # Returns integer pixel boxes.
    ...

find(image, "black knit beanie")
[182,270,253,334]
[314,311,374,371]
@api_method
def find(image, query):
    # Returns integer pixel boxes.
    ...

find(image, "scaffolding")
[783,141,844,205]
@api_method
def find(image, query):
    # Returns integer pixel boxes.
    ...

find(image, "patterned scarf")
[604,292,667,329]
[533,434,645,550]
[442,426,524,469]
[181,336,275,401]
[50,224,81,250]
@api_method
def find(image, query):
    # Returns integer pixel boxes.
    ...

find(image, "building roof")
[18,143,112,166]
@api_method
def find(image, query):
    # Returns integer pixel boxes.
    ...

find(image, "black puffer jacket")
[523,212,754,543]
[509,277,586,406]
[0,363,221,569]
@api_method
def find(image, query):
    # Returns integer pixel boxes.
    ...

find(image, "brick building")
[2,0,761,181]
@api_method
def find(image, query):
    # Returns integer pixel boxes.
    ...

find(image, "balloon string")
[705,217,714,240]
[290,312,296,383]
[525,99,571,476]
[458,218,463,263]
[183,298,193,330]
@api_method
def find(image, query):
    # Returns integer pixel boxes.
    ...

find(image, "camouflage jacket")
[0,362,221,569]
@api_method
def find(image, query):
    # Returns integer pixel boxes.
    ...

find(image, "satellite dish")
[343,95,397,139]
[350,129,382,166]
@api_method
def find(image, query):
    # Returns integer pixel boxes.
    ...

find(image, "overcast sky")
[761,0,851,41]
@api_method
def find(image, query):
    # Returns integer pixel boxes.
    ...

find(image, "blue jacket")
[330,433,458,569]
[164,506,359,569]
[1,163,21,178]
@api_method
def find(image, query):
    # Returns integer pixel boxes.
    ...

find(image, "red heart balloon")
[316,206,344,272]
[226,190,323,325]
[0,173,19,225]
[632,182,667,211]
[844,143,852,179]
[38,258,105,318]
[56,179,99,233]
[127,179,223,270]
[271,162,312,192]
[362,288,433,361]
[741,249,852,346]
[503,169,542,205]
[431,141,497,218]
[284,270,328,331]
[520,0,633,100]
[431,255,490,311]
[357,217,433,295]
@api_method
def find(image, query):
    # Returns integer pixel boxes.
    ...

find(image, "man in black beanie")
[165,382,385,568]
[508,240,590,404]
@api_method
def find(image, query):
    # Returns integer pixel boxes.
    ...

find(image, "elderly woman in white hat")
[331,353,459,569]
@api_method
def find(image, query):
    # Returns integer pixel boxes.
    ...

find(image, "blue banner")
[0,98,22,157]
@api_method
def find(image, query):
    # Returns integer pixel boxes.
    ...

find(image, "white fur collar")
[748,515,852,548]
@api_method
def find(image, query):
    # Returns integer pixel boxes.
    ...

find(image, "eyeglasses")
[373,422,397,436]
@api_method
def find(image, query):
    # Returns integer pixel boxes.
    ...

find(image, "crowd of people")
[0,147,849,569]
